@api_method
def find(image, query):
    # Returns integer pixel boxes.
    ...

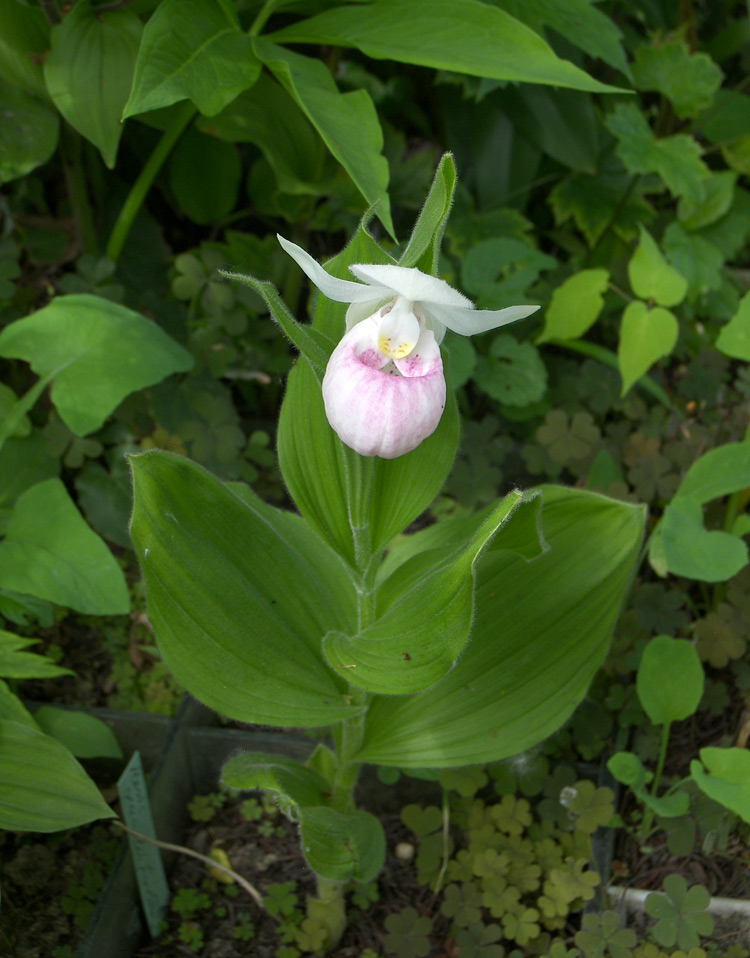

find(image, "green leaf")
[299,806,385,883]
[677,170,736,230]
[606,102,709,202]
[636,635,704,726]
[716,291,750,360]
[618,301,678,396]
[645,874,714,950]
[0,294,194,437]
[129,451,359,727]
[0,719,115,831]
[222,752,329,810]
[473,334,547,406]
[632,39,723,119]
[538,269,609,343]
[656,497,748,583]
[0,479,129,614]
[123,0,260,117]
[550,168,652,247]
[691,747,750,824]
[628,227,687,307]
[399,153,456,274]
[168,126,241,225]
[33,705,123,759]
[0,0,50,96]
[359,486,645,767]
[253,39,392,237]
[662,222,724,300]
[43,0,141,167]
[0,630,72,680]
[269,0,623,93]
[0,678,38,728]
[322,490,537,694]
[676,441,750,504]
[0,79,58,184]
[495,0,630,78]
[195,72,320,194]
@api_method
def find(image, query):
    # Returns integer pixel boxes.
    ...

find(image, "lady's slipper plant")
[278,235,539,458]
[128,156,645,952]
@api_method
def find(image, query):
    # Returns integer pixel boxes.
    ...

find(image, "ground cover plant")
[2,0,750,955]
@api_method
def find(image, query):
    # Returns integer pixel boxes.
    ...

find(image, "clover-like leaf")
[502,906,541,946]
[472,847,511,882]
[384,907,433,958]
[575,910,636,958]
[536,410,600,466]
[645,875,714,950]
[401,803,443,838]
[548,858,600,904]
[453,922,505,958]
[559,780,615,834]
[440,766,489,797]
[490,794,533,836]
[441,882,484,928]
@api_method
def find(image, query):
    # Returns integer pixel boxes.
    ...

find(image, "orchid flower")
[278,235,540,459]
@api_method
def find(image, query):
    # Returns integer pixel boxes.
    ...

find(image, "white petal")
[277,235,389,304]
[377,299,421,359]
[349,263,472,309]
[426,302,540,336]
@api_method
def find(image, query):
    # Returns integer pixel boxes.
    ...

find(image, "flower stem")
[641,721,671,838]
[59,124,98,256]
[105,101,195,262]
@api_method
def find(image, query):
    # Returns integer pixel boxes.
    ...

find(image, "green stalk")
[59,124,98,256]
[105,101,195,262]
[641,720,671,838]
[0,373,56,455]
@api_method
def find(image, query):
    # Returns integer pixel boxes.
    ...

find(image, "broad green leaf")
[632,39,723,119]
[0,430,60,528]
[269,0,622,93]
[618,301,678,396]
[473,335,547,406]
[628,227,687,307]
[538,269,609,342]
[0,678,38,728]
[636,636,704,726]
[691,748,750,824]
[0,630,72,680]
[607,751,649,791]
[253,39,392,237]
[0,479,129,614]
[399,153,456,274]
[642,790,690,819]
[657,497,748,583]
[33,705,123,759]
[0,80,58,184]
[493,0,630,78]
[123,0,260,117]
[0,719,115,831]
[43,1,141,167]
[129,451,359,727]
[299,806,385,883]
[716,291,750,360]
[496,86,599,173]
[196,72,321,194]
[677,170,736,230]
[168,126,241,225]
[661,222,723,300]
[0,294,194,436]
[0,0,49,96]
[323,490,535,694]
[606,103,709,202]
[222,752,329,810]
[359,486,645,767]
[676,441,750,504]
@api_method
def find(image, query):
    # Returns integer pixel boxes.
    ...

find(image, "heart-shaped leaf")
[618,300,678,395]
[657,497,748,582]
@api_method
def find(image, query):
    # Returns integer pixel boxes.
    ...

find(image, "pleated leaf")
[129,450,359,727]
[323,489,538,693]
[222,752,329,811]
[359,486,645,767]
[299,806,385,883]
[0,720,115,831]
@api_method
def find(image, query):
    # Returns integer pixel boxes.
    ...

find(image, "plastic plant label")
[117,751,169,937]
